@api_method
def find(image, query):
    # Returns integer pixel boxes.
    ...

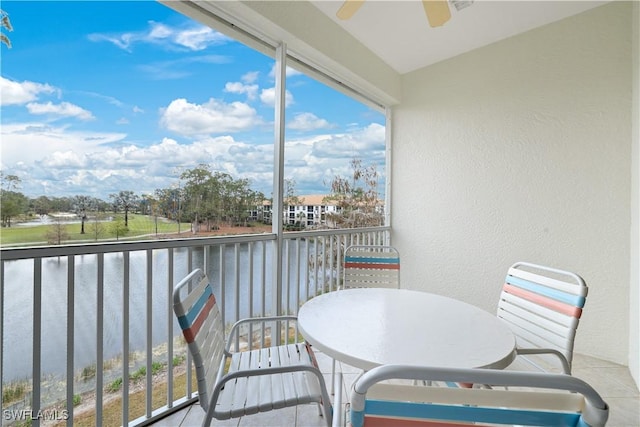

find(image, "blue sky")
[0,1,385,200]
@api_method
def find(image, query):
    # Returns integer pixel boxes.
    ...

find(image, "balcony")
[1,1,639,425]
[1,227,638,427]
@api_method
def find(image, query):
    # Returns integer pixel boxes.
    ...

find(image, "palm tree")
[1,9,13,49]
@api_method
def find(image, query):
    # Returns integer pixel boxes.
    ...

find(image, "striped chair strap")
[177,287,216,343]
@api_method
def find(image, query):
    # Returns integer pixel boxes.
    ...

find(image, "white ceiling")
[310,1,609,74]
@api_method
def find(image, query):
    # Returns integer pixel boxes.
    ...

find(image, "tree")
[88,215,105,241]
[324,158,383,228]
[141,194,160,235]
[178,165,263,230]
[154,187,180,220]
[180,165,212,232]
[73,195,92,234]
[109,191,139,228]
[1,9,12,49]
[32,196,52,216]
[109,216,128,240]
[0,190,27,227]
[297,211,308,228]
[46,219,70,245]
[1,172,21,191]
[283,178,302,226]
[1,174,26,227]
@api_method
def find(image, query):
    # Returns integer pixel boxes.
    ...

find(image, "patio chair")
[333,365,609,427]
[342,245,400,289]
[173,268,333,427]
[330,245,401,394]
[497,261,588,374]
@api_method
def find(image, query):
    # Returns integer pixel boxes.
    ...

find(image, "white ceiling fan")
[337,0,474,28]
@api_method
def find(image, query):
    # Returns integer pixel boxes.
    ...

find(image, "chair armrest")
[226,315,299,352]
[208,363,326,412]
[515,348,571,374]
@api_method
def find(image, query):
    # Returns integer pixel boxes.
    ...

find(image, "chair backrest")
[348,365,608,427]
[173,268,226,413]
[496,261,588,370]
[343,245,400,289]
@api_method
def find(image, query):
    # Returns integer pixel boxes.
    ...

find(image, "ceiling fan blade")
[336,0,365,20]
[422,0,451,27]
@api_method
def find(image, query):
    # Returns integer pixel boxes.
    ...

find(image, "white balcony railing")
[0,226,390,426]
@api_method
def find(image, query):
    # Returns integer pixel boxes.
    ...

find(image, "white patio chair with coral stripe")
[332,365,609,427]
[173,268,333,427]
[497,261,588,374]
[342,245,400,289]
[329,245,401,394]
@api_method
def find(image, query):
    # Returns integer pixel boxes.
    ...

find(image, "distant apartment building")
[252,195,340,228]
[285,195,340,227]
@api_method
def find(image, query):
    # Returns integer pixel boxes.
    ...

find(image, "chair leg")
[331,359,336,395]
[309,367,333,427]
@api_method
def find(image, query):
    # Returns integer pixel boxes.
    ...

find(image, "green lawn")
[0,215,191,246]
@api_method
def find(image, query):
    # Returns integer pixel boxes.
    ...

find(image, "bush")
[2,381,27,404]
[106,377,123,393]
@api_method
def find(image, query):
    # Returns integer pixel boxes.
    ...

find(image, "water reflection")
[2,242,314,381]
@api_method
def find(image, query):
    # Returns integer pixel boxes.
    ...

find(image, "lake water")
[1,242,317,382]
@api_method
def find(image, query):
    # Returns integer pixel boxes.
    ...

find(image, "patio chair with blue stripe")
[342,245,400,289]
[329,244,401,394]
[173,268,333,427]
[332,365,609,427]
[497,261,588,374]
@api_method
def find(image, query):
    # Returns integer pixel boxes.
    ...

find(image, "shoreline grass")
[0,214,191,246]
[52,367,198,427]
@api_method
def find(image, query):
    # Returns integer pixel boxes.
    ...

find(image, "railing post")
[0,260,4,418]
[122,251,130,427]
[146,250,153,419]
[32,258,42,427]
[65,254,75,425]
[167,248,174,409]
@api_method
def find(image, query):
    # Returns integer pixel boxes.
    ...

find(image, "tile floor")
[154,351,639,427]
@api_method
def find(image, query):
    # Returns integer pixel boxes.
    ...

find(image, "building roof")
[263,195,332,207]
[294,194,330,206]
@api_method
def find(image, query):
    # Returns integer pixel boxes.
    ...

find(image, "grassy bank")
[56,368,197,427]
[0,215,190,246]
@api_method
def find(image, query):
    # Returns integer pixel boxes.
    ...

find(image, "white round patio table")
[298,288,516,371]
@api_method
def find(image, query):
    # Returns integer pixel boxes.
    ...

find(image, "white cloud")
[173,25,228,50]
[1,118,385,200]
[0,122,127,167]
[79,91,124,108]
[0,77,58,106]
[224,82,259,100]
[259,87,293,107]
[42,150,88,168]
[287,112,332,131]
[242,71,259,84]
[148,21,171,37]
[88,21,230,52]
[137,55,231,80]
[26,102,94,121]
[310,123,386,159]
[159,98,262,136]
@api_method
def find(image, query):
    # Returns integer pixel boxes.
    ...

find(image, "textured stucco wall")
[392,2,632,364]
